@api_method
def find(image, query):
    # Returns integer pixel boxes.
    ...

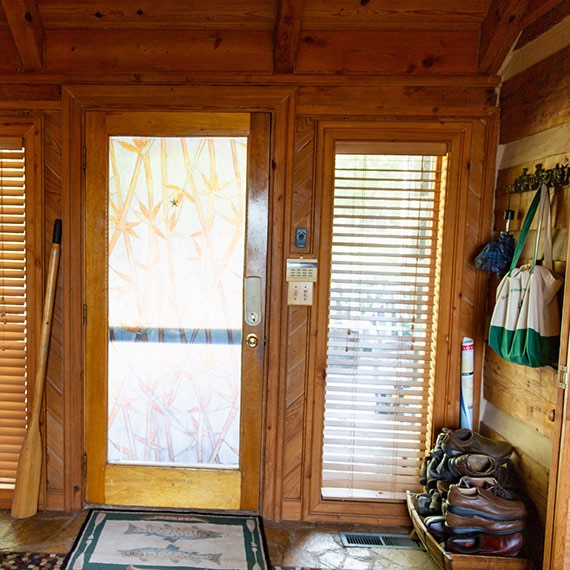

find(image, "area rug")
[0,552,66,569]
[64,509,270,569]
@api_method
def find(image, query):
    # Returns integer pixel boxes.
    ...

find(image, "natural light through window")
[107,136,247,469]
[0,140,27,491]
[322,150,447,501]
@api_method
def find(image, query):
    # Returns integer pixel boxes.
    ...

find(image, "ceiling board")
[0,0,561,76]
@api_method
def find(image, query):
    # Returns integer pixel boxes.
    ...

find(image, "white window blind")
[322,150,446,501]
[0,138,27,490]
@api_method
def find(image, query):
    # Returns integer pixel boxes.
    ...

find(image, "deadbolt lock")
[246,333,259,348]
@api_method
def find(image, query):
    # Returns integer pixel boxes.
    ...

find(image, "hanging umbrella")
[475,209,515,277]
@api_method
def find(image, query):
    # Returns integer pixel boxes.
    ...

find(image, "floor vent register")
[340,532,423,550]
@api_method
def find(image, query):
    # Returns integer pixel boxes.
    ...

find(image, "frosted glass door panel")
[107,136,247,468]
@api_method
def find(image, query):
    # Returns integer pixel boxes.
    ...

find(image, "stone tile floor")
[0,509,436,569]
[263,520,436,569]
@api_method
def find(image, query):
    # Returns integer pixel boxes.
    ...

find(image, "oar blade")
[10,427,42,519]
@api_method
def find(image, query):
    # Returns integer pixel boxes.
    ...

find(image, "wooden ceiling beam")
[520,0,569,28]
[1,0,44,72]
[273,0,306,74]
[479,0,531,75]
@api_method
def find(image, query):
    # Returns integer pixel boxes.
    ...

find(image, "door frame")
[62,85,294,514]
[543,241,570,568]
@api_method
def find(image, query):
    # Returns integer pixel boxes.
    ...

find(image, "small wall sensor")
[295,228,307,249]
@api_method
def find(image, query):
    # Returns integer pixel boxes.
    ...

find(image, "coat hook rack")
[510,162,570,193]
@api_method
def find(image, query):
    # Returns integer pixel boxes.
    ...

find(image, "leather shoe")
[424,515,449,542]
[441,429,513,460]
[436,454,460,482]
[447,454,501,479]
[446,532,524,556]
[413,492,442,517]
[447,484,527,521]
[459,476,517,500]
[445,510,525,535]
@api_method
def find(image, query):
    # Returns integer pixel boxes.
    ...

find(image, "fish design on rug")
[125,522,222,543]
[118,544,223,565]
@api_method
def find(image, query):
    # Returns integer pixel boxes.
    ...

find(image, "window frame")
[0,118,43,509]
[305,120,477,522]
[321,148,447,501]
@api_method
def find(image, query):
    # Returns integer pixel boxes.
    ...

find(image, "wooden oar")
[11,219,62,519]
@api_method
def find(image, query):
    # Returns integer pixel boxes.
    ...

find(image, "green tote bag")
[488,183,564,368]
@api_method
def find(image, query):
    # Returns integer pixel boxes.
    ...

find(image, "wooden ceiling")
[0,0,565,77]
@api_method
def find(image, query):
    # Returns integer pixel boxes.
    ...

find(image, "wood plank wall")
[0,80,500,520]
[0,7,557,530]
[480,13,570,568]
[0,85,498,521]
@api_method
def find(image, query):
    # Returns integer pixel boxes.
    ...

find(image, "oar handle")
[29,220,62,425]
[53,219,62,245]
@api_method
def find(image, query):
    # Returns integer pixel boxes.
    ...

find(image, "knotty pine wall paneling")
[481,14,570,569]
[279,116,317,521]
[43,110,66,511]
[0,33,501,521]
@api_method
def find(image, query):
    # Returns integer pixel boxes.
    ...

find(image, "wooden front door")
[84,111,269,511]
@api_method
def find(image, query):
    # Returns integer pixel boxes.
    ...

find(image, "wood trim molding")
[61,84,294,516]
[302,119,492,523]
[61,88,85,510]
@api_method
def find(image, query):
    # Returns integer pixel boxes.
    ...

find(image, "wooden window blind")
[0,138,27,491]
[322,150,446,501]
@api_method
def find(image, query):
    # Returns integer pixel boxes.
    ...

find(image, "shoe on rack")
[425,454,444,491]
[436,454,461,483]
[444,509,526,535]
[496,460,520,490]
[413,491,442,517]
[458,476,517,500]
[413,493,433,517]
[430,427,450,459]
[424,515,449,542]
[447,453,501,479]
[436,479,450,498]
[447,484,527,521]
[446,531,524,556]
[441,429,513,460]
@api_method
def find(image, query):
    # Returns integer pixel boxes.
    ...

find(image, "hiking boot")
[436,454,461,482]
[425,454,444,491]
[413,492,442,517]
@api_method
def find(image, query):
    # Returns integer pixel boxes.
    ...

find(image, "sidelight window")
[0,138,28,491]
[321,146,447,500]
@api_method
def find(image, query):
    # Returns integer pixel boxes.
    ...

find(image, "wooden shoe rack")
[407,492,531,569]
